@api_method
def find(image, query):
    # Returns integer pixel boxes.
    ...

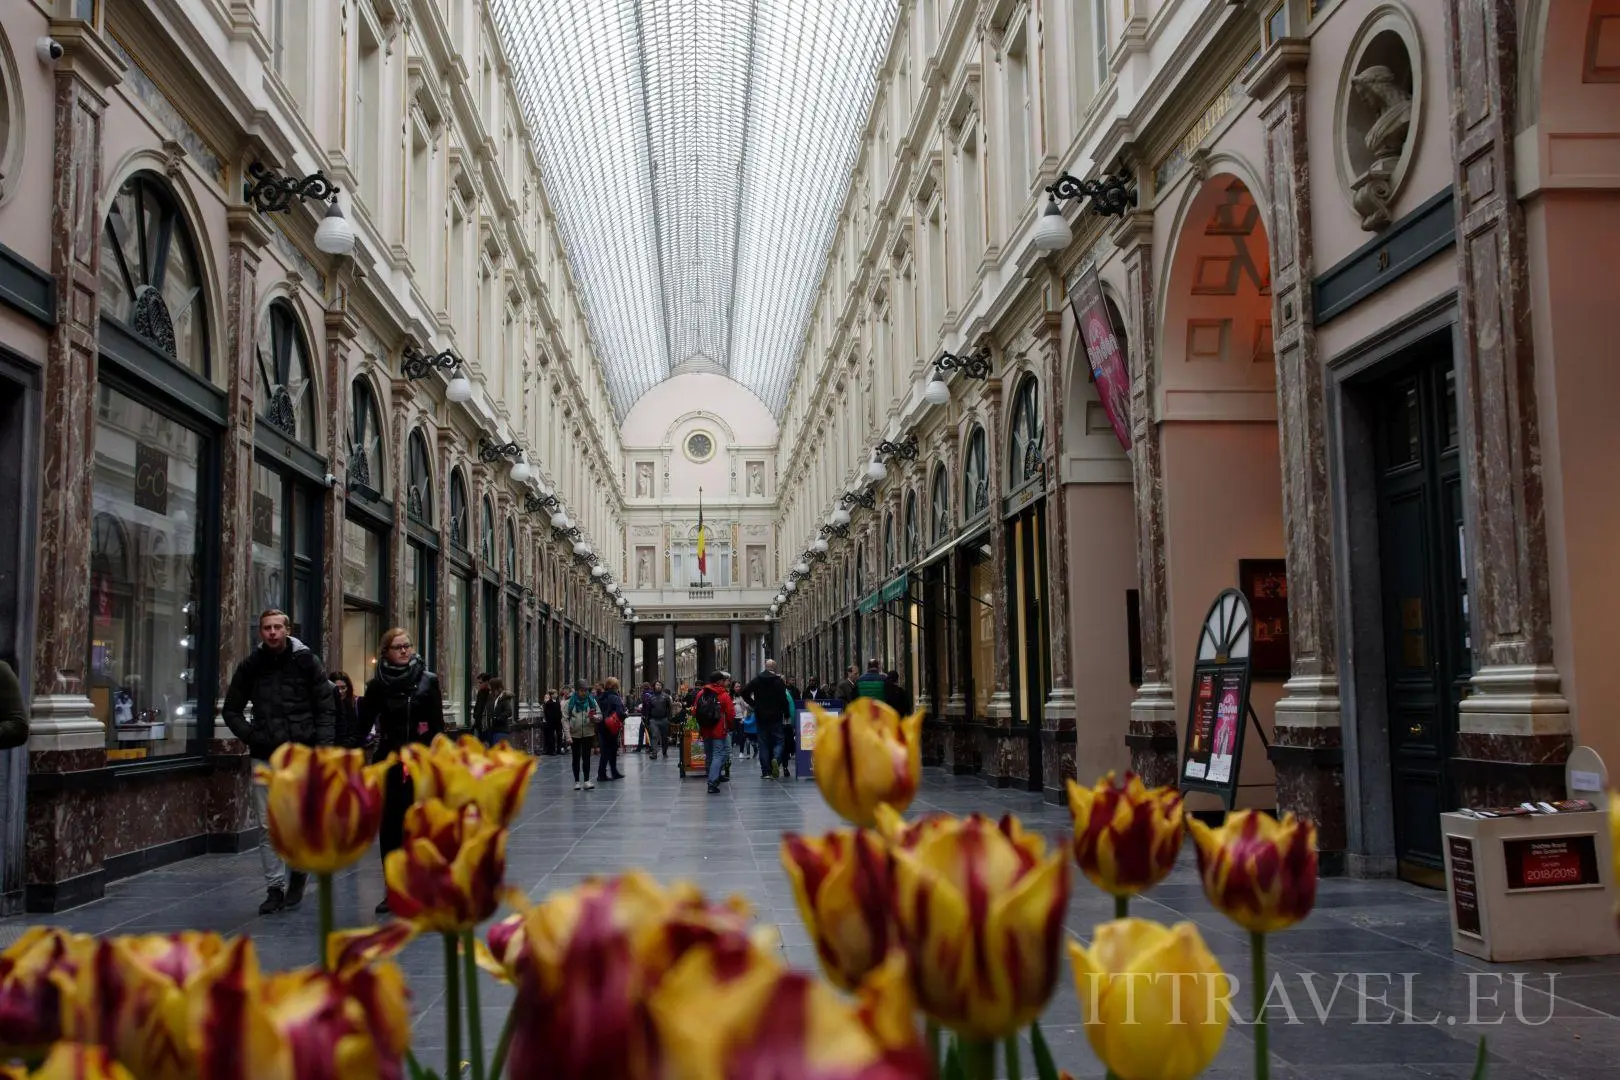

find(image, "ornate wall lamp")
[402,345,473,403]
[524,489,562,515]
[925,347,992,405]
[244,162,355,256]
[1032,168,1136,251]
[867,432,919,481]
[478,436,532,483]
[840,486,877,511]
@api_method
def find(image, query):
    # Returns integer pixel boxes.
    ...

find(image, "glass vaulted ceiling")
[492,0,898,419]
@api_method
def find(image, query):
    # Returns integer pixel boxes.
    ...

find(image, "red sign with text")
[1502,835,1600,890]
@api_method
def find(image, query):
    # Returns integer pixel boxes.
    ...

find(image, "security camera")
[36,37,63,65]
[323,472,338,489]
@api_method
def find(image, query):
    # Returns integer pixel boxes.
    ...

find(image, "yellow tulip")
[882,808,1071,1039]
[383,800,507,933]
[0,927,95,1055]
[1067,773,1185,897]
[779,828,896,991]
[58,931,239,1080]
[1069,918,1230,1080]
[506,872,762,1080]
[254,743,394,874]
[810,698,923,827]
[402,734,537,826]
[0,1043,137,1080]
[1187,810,1318,934]
[649,946,930,1080]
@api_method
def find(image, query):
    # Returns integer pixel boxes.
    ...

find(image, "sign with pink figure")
[1070,269,1132,453]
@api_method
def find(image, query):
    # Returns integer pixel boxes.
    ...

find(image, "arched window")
[348,378,385,494]
[855,544,865,597]
[99,174,210,376]
[449,469,469,550]
[904,490,921,561]
[883,513,896,571]
[963,425,989,519]
[407,429,434,524]
[930,465,950,543]
[481,497,496,563]
[257,301,315,443]
[505,518,517,580]
[1009,376,1044,485]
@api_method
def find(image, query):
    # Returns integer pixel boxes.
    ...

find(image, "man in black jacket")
[222,609,336,915]
[741,660,793,779]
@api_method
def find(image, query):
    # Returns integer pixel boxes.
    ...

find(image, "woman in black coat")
[358,627,444,915]
[330,671,365,749]
[596,677,626,782]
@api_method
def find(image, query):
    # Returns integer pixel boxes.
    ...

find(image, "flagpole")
[697,486,706,587]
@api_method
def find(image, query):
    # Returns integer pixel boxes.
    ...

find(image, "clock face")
[685,431,714,462]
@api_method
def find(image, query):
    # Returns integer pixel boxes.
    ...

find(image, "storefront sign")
[134,442,169,514]
[1448,835,1481,936]
[1503,834,1601,891]
[1069,269,1131,453]
[1179,589,1256,809]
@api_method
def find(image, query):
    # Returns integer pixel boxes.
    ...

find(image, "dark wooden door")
[1374,350,1468,885]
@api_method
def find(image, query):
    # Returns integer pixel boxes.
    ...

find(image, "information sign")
[1179,588,1258,809]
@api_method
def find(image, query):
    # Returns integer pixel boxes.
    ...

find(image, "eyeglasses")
[387,642,413,652]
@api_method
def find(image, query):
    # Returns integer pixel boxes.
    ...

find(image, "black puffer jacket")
[740,671,791,724]
[222,638,336,758]
[360,668,445,760]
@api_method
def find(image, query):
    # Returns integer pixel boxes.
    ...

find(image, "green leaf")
[405,1050,443,1080]
[1029,1022,1061,1080]
[1471,1036,1488,1079]
[942,1041,968,1080]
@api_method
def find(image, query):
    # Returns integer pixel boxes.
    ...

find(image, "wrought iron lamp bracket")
[1047,170,1136,217]
[875,433,920,461]
[245,162,339,214]
[402,346,461,381]
[935,348,993,380]
[478,436,522,464]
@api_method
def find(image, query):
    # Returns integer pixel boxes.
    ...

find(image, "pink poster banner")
[1069,270,1132,453]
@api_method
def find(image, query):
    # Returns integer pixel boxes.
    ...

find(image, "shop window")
[449,468,470,550]
[257,302,316,444]
[99,174,211,377]
[447,571,472,726]
[407,428,435,524]
[0,41,18,205]
[930,465,950,543]
[348,378,385,496]
[89,386,209,760]
[963,425,989,519]
[341,517,386,677]
[1008,376,1043,487]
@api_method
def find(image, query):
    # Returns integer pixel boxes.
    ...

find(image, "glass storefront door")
[251,462,322,651]
[341,517,387,680]
[447,570,472,728]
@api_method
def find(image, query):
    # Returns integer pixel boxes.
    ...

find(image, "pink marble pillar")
[979,375,1025,786]
[432,431,457,684]
[322,307,356,673]
[1033,306,1078,800]
[388,378,413,634]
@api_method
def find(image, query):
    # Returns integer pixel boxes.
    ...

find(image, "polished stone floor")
[6,750,1619,1078]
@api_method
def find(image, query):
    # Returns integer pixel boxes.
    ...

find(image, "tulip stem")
[1003,1036,1022,1080]
[958,1038,995,1080]
[489,1004,518,1080]
[926,1021,941,1074]
[443,933,462,1080]
[1113,894,1129,919]
[1251,930,1269,1080]
[317,873,334,971]
[461,930,486,1080]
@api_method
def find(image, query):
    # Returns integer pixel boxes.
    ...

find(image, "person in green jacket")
[564,680,599,790]
[853,659,889,705]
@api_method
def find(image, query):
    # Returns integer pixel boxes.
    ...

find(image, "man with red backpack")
[692,671,733,794]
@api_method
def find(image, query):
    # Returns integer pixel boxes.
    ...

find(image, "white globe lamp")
[830,507,851,527]
[445,373,473,403]
[510,457,532,484]
[1032,195,1074,252]
[314,200,357,256]
[923,372,951,407]
[867,455,888,482]
[812,537,828,553]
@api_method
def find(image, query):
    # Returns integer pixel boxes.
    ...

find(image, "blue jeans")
[756,721,782,774]
[704,736,729,785]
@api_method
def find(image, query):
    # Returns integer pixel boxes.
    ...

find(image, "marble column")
[663,624,678,688]
[640,633,658,685]
[729,621,743,680]
[25,22,124,910]
[323,303,357,672]
[1118,210,1178,786]
[1247,40,1346,858]
[1033,303,1077,801]
[432,432,456,684]
[980,375,1025,787]
[387,376,413,649]
[1440,0,1571,801]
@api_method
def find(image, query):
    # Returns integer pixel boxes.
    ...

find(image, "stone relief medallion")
[1336,6,1422,233]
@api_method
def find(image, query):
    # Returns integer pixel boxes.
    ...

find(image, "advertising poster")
[1205,671,1243,784]
[686,729,706,772]
[1183,672,1217,780]
[1070,269,1132,453]
[796,709,824,780]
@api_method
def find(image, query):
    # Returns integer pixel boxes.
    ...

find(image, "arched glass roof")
[492,0,898,419]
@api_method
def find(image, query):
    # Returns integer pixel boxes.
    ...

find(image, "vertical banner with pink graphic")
[1068,269,1132,453]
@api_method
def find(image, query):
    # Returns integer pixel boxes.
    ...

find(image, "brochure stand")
[795,707,827,781]
[1178,590,1267,810]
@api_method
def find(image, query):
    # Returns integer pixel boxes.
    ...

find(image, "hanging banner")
[1069,269,1132,453]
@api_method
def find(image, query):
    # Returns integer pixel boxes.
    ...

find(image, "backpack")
[694,687,723,727]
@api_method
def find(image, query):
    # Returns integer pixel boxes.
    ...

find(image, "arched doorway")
[1003,374,1049,791]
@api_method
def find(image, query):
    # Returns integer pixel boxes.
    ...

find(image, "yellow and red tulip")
[880,807,1071,1039]
[402,734,537,827]
[0,1043,137,1080]
[254,743,394,874]
[810,699,923,828]
[383,800,507,933]
[1068,918,1230,1080]
[325,921,420,976]
[1188,810,1318,934]
[1066,773,1185,897]
[506,872,761,1080]
[649,946,930,1080]
[0,927,95,1055]
[780,828,896,992]
[476,912,531,984]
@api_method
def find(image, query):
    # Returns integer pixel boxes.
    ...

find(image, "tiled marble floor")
[6,752,1618,1078]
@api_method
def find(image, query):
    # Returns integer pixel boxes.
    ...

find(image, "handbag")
[605,711,623,736]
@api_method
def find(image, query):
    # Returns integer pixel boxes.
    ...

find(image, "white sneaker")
[573,782,582,790]
[584,780,595,790]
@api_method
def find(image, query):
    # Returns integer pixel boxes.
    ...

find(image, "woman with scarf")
[358,626,443,914]
[565,679,599,790]
[596,676,627,783]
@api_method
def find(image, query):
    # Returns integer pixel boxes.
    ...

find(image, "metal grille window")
[964,426,989,519]
[99,174,210,376]
[256,303,314,443]
[449,470,469,551]
[1009,377,1044,485]
[930,466,950,544]
[481,497,496,565]
[407,430,434,525]
[905,490,921,560]
[348,379,384,495]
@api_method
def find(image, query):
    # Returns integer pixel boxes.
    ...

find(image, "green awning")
[858,573,909,614]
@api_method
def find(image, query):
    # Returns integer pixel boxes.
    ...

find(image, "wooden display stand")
[1442,809,1619,962]
[678,728,706,779]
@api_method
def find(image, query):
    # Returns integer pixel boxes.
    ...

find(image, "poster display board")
[679,728,707,779]
[795,708,824,780]
[1179,589,1256,809]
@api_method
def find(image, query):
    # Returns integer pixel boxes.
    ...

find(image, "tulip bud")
[886,811,1071,1039]
[810,699,923,828]
[1069,918,1231,1080]
[780,828,896,991]
[1067,773,1186,897]
[1188,809,1318,934]
[0,927,95,1055]
[255,743,394,874]
[384,800,507,933]
[402,734,537,827]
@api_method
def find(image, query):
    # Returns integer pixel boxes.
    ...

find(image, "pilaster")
[978,375,1025,787]
[1033,304,1076,800]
